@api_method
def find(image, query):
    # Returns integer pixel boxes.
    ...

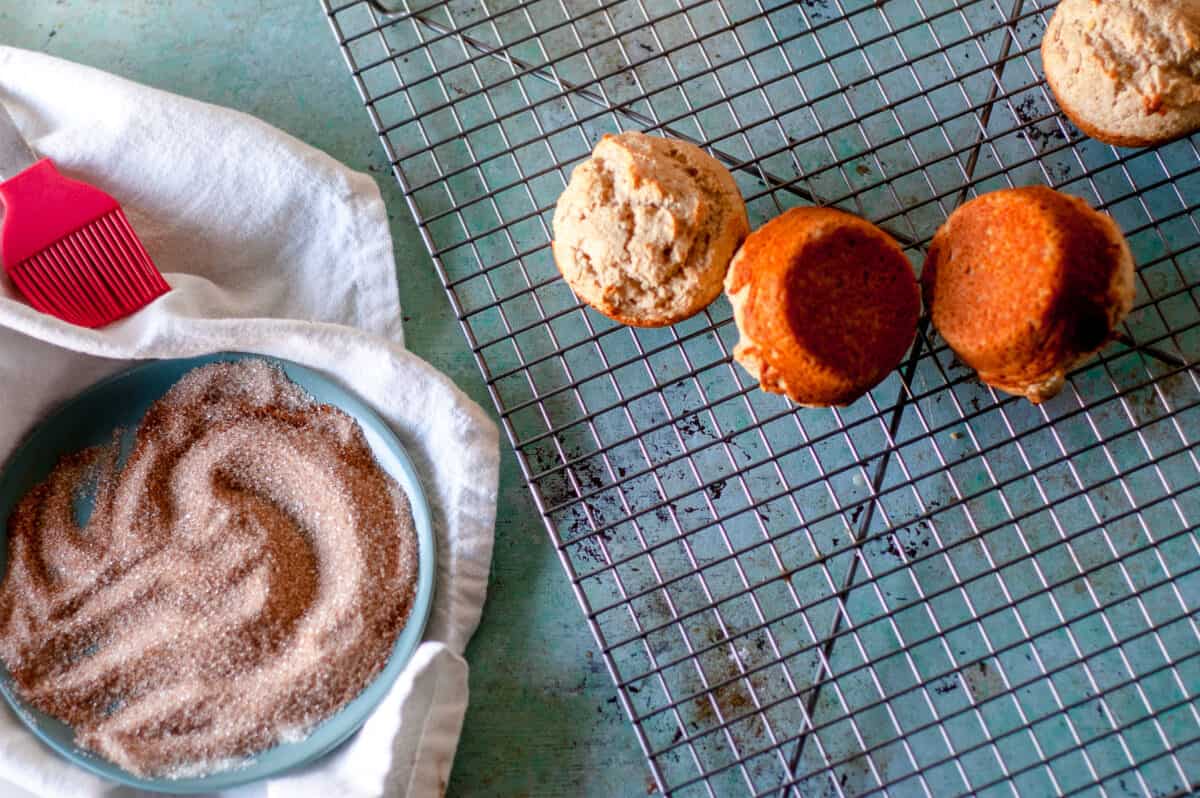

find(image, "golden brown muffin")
[552,131,749,327]
[725,207,920,407]
[922,186,1135,403]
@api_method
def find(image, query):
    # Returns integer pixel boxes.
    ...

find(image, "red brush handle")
[0,159,120,266]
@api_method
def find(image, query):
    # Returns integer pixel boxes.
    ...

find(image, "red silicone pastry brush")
[0,102,169,327]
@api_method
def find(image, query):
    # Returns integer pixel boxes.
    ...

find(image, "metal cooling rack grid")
[322,0,1200,794]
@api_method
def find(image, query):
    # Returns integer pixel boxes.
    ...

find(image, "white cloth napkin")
[0,46,498,798]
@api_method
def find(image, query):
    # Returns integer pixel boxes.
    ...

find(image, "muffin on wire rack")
[552,131,749,327]
[725,207,921,407]
[1041,0,1200,147]
[922,186,1136,403]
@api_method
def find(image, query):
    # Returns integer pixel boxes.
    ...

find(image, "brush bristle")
[8,209,169,328]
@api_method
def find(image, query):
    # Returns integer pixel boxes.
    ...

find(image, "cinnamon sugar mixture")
[0,361,419,777]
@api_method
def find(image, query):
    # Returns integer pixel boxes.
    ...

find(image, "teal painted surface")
[0,3,649,795]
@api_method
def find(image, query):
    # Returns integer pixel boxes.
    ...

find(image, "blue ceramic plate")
[0,352,436,793]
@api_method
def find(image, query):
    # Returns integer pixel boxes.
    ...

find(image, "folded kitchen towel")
[0,46,498,798]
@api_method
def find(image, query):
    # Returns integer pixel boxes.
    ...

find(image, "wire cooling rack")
[323,0,1199,794]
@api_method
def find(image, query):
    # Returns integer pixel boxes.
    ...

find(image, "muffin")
[1042,0,1200,147]
[922,186,1135,403]
[725,207,920,407]
[552,131,749,327]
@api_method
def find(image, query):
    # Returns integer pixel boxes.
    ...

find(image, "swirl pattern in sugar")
[0,360,419,777]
